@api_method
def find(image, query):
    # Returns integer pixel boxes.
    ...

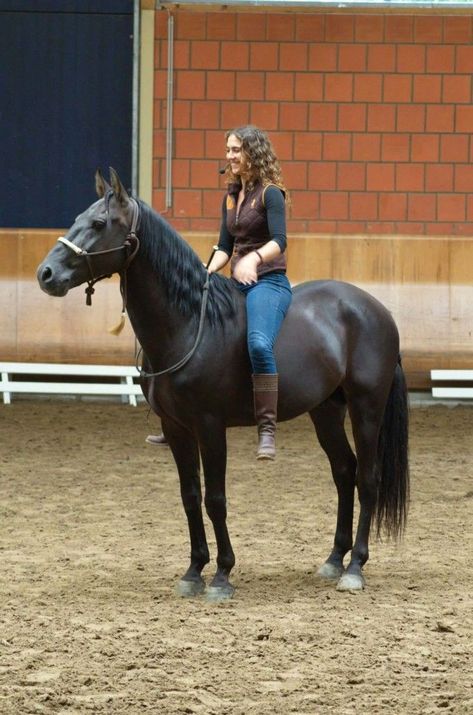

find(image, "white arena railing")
[430,370,473,400]
[0,362,142,406]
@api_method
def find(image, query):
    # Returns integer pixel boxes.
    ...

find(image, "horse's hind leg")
[164,422,210,597]
[310,395,357,581]
[337,393,385,591]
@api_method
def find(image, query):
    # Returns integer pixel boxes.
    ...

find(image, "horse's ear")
[109,167,130,205]
[95,168,110,198]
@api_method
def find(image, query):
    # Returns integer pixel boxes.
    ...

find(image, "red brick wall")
[153,11,473,236]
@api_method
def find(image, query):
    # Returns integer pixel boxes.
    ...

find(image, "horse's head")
[37,168,139,299]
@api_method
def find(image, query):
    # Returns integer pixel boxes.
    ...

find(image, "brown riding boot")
[252,373,278,461]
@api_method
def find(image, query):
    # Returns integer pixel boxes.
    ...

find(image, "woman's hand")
[234,252,260,285]
[207,249,230,275]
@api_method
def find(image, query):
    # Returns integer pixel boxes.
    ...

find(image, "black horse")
[37,169,409,600]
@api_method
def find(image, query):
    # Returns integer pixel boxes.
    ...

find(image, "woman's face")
[226,134,247,176]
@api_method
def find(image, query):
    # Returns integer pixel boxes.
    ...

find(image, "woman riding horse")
[207,125,292,461]
[37,167,409,598]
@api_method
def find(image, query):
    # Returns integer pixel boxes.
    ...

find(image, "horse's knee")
[204,494,227,521]
[181,486,202,514]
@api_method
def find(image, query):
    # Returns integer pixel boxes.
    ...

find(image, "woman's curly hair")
[225,125,288,197]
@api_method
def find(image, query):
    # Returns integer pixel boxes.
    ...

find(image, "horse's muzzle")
[37,262,70,297]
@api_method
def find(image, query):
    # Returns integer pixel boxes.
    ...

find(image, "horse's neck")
[125,254,198,365]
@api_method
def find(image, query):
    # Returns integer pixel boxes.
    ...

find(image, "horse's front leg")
[198,418,235,601]
[164,421,210,597]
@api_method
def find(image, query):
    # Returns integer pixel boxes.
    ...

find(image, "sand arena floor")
[1,400,472,714]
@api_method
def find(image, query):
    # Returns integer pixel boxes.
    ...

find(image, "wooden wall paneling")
[447,239,473,359]
[1,230,136,364]
[17,275,137,364]
[1,229,472,386]
[16,231,62,361]
[284,234,473,388]
[0,233,19,360]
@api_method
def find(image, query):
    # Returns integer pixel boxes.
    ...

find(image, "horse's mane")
[137,200,238,326]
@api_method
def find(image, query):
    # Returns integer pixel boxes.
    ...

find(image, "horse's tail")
[375,357,410,539]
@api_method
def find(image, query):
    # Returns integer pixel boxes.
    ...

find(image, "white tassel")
[108,311,126,336]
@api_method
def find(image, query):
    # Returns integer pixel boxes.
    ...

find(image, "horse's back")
[291,279,393,318]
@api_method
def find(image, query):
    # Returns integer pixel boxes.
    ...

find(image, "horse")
[37,168,409,600]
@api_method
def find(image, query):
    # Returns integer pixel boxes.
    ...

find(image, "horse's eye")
[92,219,106,230]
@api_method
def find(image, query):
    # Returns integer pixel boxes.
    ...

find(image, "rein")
[137,244,218,379]
[136,274,210,378]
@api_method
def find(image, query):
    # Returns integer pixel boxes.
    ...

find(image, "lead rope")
[108,235,140,335]
[108,199,140,335]
[137,244,218,379]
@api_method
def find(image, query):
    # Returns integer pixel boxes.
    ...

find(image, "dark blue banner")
[0,6,133,227]
[0,1,132,13]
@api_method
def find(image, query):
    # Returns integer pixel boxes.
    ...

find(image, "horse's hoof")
[206,583,235,602]
[317,561,344,580]
[176,577,206,598]
[336,572,365,591]
[256,451,275,461]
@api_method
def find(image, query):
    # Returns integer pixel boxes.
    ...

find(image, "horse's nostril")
[40,265,53,283]
[37,262,69,297]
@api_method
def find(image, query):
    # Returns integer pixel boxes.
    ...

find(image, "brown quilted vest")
[226,182,287,277]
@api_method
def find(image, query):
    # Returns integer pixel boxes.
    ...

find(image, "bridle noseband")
[57,196,140,306]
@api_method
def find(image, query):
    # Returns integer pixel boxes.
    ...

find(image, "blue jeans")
[236,272,292,374]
